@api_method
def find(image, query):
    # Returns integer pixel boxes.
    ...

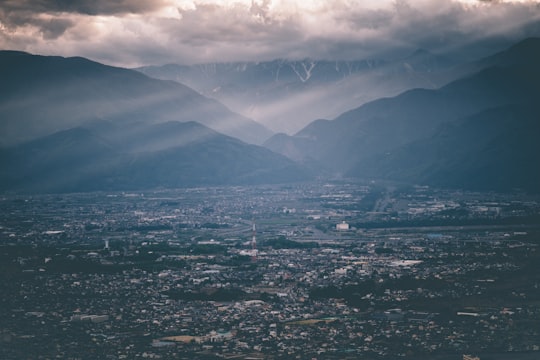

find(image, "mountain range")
[264,37,540,192]
[1,38,539,193]
[352,103,540,192]
[136,50,458,134]
[0,50,272,146]
[0,121,307,193]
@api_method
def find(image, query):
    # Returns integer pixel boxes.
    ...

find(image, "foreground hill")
[264,38,540,192]
[0,51,272,145]
[0,121,307,193]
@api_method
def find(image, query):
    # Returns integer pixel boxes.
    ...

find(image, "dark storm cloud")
[0,0,164,38]
[154,0,540,63]
[1,0,163,19]
[33,17,73,39]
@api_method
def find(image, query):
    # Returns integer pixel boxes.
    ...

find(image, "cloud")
[1,0,540,66]
[34,17,74,39]
[1,0,164,19]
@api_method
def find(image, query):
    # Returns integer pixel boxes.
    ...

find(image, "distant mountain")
[264,38,540,192]
[0,51,272,145]
[350,104,540,192]
[467,37,540,72]
[137,52,458,134]
[0,121,308,193]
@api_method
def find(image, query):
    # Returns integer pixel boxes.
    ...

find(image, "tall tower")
[251,220,257,262]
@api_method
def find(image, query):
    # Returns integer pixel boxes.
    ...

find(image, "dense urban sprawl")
[2,182,540,359]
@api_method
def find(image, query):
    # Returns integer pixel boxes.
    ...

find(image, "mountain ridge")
[350,103,540,192]
[0,121,308,193]
[2,37,539,194]
[0,50,273,146]
[264,37,540,192]
[136,51,458,134]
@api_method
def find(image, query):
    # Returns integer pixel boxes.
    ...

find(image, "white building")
[336,221,349,231]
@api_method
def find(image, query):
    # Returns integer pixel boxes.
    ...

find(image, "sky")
[1,0,540,67]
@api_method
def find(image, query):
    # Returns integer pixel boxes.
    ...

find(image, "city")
[2,181,539,359]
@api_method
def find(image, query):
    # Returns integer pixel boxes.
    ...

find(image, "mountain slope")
[264,37,540,187]
[137,52,458,134]
[0,121,307,193]
[0,127,121,193]
[350,104,540,192]
[0,51,272,145]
